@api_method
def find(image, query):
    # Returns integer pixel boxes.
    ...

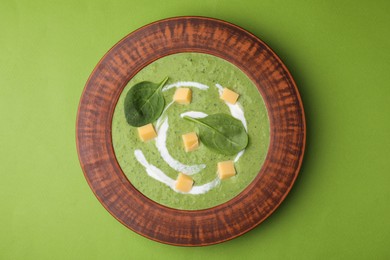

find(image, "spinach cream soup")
[112,53,270,210]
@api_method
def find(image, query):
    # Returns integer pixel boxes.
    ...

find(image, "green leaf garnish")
[124,77,169,127]
[184,113,248,155]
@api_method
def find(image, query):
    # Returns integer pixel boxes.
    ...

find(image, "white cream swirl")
[133,81,248,195]
[155,118,206,175]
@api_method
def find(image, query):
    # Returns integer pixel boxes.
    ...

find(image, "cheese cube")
[137,123,157,142]
[173,88,192,104]
[175,173,194,192]
[220,88,239,104]
[217,161,236,180]
[182,132,199,152]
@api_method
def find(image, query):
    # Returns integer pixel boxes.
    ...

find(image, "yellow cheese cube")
[173,88,192,104]
[217,161,236,180]
[175,173,194,193]
[220,88,240,104]
[182,132,199,152]
[137,123,157,142]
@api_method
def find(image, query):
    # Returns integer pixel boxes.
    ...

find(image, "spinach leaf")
[124,77,168,127]
[184,113,248,155]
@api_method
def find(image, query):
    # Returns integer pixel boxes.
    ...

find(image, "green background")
[1,0,389,259]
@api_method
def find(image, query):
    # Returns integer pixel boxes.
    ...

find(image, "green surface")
[112,53,269,210]
[1,0,389,259]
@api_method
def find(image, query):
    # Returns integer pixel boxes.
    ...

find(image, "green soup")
[112,53,270,210]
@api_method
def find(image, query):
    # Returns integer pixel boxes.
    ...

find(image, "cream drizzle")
[180,111,208,119]
[134,149,175,187]
[156,100,174,129]
[134,81,249,195]
[162,81,209,92]
[155,118,206,175]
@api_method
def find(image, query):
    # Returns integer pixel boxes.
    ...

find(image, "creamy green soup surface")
[112,53,270,210]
